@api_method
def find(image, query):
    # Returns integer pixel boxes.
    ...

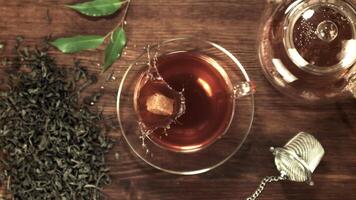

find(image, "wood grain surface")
[1,0,356,200]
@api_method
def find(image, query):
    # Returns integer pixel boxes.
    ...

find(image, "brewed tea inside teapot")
[259,0,356,103]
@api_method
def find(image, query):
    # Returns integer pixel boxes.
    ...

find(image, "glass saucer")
[117,37,254,175]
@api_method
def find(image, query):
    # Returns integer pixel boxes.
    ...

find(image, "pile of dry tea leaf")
[0,43,114,200]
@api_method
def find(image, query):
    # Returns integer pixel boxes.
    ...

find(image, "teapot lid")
[283,0,356,75]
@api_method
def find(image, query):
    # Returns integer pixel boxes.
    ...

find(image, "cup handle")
[233,81,256,99]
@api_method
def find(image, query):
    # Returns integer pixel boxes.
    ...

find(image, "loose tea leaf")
[0,42,114,200]
[102,27,126,72]
[50,35,105,53]
[67,0,126,17]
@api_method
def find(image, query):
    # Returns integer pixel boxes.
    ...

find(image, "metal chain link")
[246,175,287,200]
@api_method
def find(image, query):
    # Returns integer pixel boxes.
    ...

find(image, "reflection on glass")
[272,58,298,83]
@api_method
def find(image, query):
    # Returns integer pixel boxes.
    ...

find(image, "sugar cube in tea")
[146,93,175,116]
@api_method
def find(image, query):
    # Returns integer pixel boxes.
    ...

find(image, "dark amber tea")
[134,51,234,153]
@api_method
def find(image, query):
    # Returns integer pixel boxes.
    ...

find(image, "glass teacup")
[117,37,255,175]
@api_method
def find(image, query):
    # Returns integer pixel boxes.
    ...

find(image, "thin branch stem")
[104,0,131,40]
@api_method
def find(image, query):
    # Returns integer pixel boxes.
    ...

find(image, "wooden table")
[1,0,355,199]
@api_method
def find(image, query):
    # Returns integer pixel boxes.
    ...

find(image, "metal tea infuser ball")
[246,132,325,200]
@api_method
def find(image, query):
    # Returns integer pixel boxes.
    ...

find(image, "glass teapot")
[259,0,356,103]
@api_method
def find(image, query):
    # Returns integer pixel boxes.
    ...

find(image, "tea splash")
[134,47,186,153]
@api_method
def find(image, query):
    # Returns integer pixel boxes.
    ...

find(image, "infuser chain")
[246,175,287,200]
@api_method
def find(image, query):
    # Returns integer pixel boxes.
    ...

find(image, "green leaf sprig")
[50,0,131,72]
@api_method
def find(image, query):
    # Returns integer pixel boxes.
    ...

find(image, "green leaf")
[67,0,125,17]
[102,27,126,72]
[50,35,105,53]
